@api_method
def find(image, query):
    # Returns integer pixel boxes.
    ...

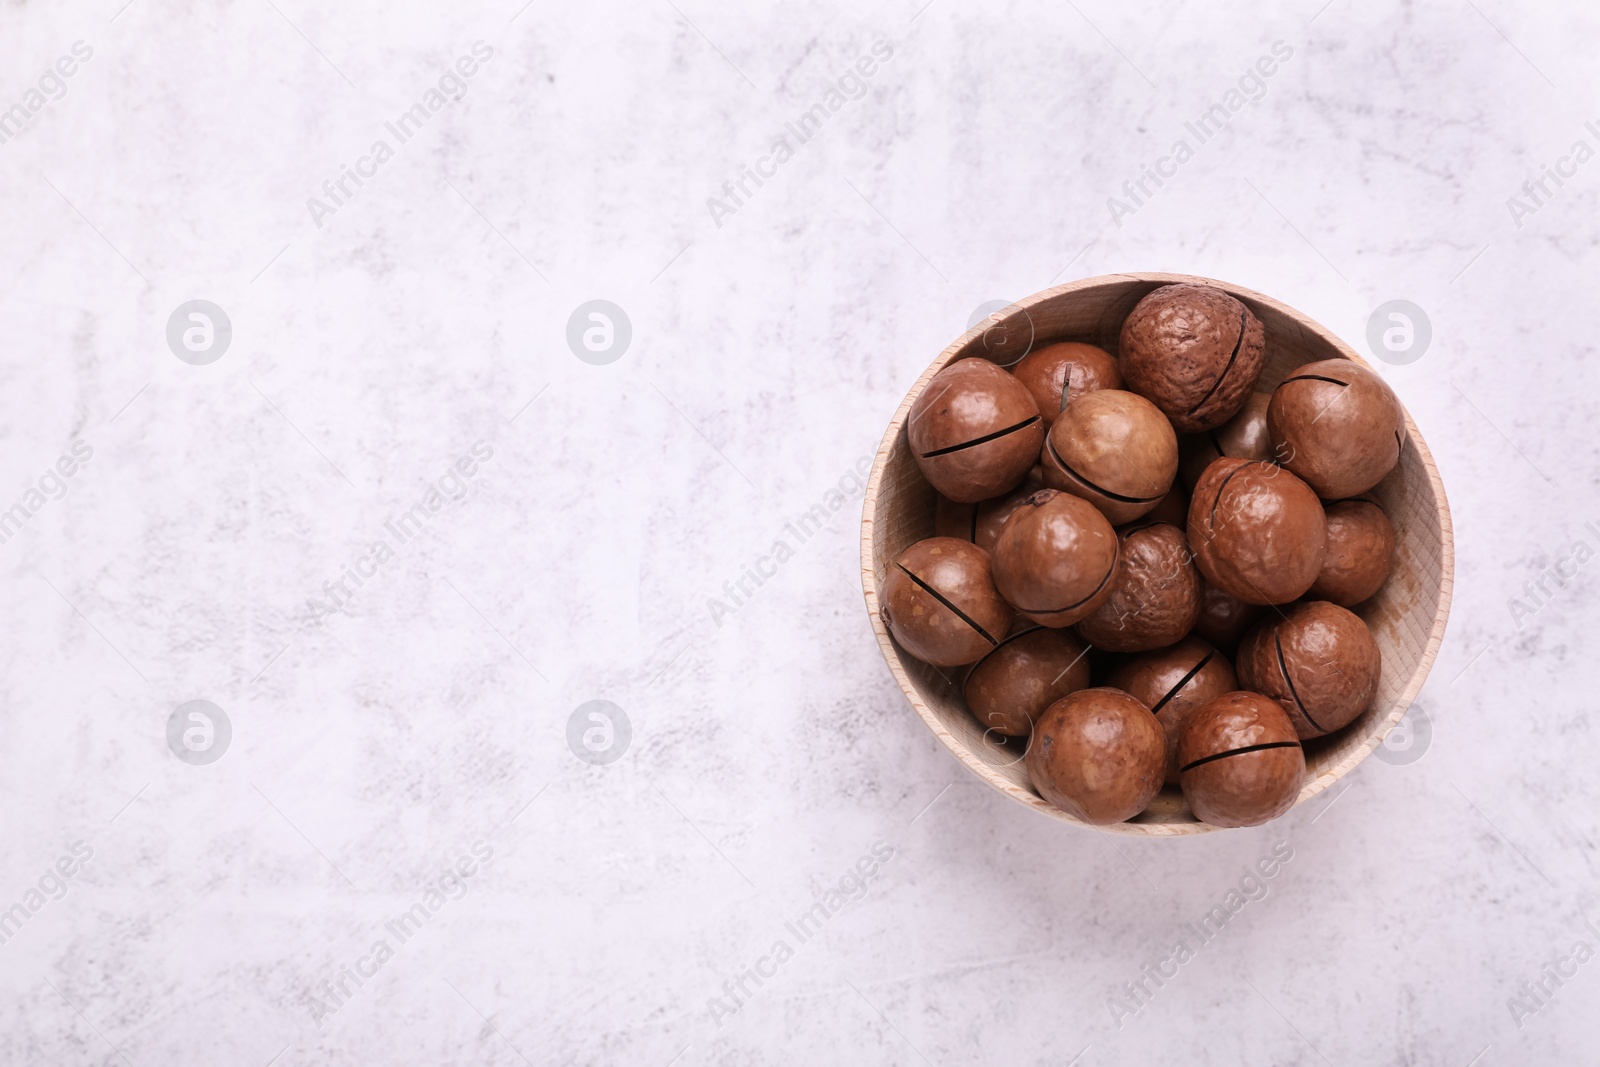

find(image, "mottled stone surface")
[0,2,1593,1064]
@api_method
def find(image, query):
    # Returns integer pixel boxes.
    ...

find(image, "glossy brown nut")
[1026,688,1165,824]
[963,627,1091,737]
[908,358,1043,503]
[1040,389,1178,524]
[1268,359,1406,498]
[1237,601,1381,740]
[1188,457,1326,605]
[1010,341,1123,428]
[1075,522,1202,652]
[1178,391,1274,490]
[881,537,1014,667]
[1310,499,1396,606]
[933,485,1036,552]
[1106,636,1237,785]
[1177,691,1305,828]
[973,491,1033,552]
[991,490,1120,627]
[1119,284,1267,432]
[1192,580,1266,653]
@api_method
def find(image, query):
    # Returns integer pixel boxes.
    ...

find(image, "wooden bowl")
[861,273,1454,836]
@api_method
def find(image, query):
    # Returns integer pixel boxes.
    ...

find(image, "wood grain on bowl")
[860,273,1454,836]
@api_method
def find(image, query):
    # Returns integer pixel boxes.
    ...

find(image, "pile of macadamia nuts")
[882,283,1406,829]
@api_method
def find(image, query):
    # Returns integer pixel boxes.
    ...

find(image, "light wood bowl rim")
[859,272,1456,836]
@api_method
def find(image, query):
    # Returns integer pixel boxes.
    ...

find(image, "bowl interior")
[862,273,1453,835]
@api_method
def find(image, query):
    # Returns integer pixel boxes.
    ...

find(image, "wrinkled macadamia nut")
[1075,522,1201,652]
[1119,284,1267,432]
[1237,601,1380,740]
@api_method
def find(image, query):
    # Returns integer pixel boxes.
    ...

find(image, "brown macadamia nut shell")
[908,358,1043,503]
[1268,359,1406,499]
[1192,580,1266,653]
[1237,601,1381,739]
[1040,389,1178,525]
[991,490,1120,627]
[1026,687,1165,824]
[1119,284,1267,432]
[1075,522,1202,652]
[1188,457,1326,605]
[1178,691,1305,827]
[963,627,1092,737]
[1010,341,1123,428]
[934,485,1036,553]
[881,537,1014,667]
[1106,637,1238,785]
[1178,390,1274,490]
[1310,499,1396,606]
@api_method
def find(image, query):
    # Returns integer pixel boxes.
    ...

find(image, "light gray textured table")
[0,1,1592,1064]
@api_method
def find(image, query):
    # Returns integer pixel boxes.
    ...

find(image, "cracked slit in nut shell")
[1185,308,1249,417]
[917,415,1041,459]
[1179,740,1302,774]
[896,563,1002,646]
[1010,554,1119,618]
[1274,630,1324,734]
[1046,435,1164,506]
